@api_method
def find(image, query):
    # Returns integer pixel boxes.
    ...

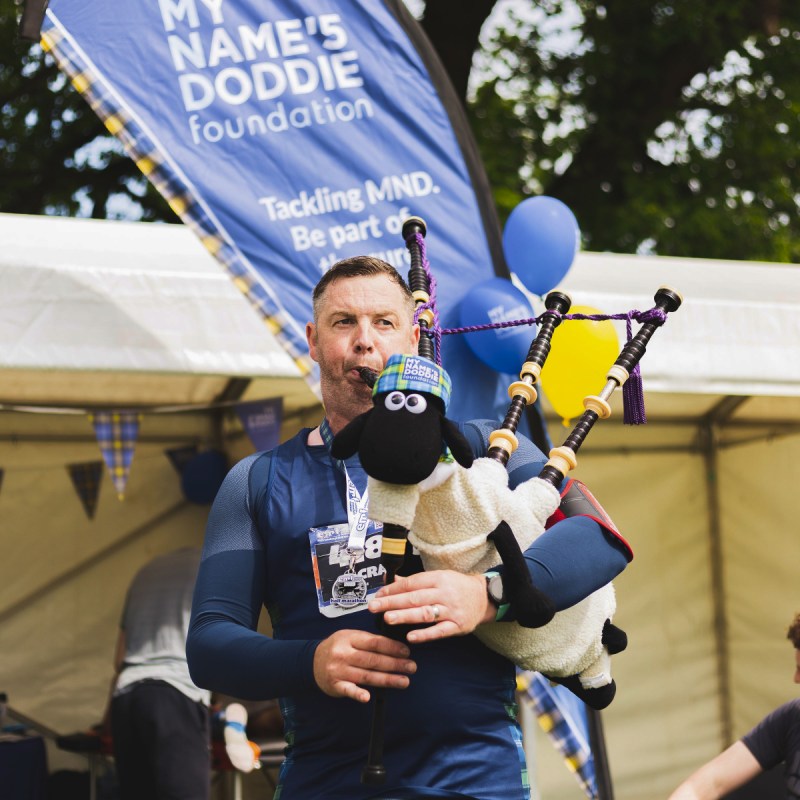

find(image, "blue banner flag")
[235,397,283,451]
[41,0,517,421]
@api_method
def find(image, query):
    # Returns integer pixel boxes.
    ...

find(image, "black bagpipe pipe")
[356,215,433,589]
[355,216,433,786]
[484,288,573,465]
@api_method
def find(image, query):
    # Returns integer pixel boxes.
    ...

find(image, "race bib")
[309,522,386,618]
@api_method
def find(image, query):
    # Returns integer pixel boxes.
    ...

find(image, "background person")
[668,612,800,799]
[106,546,211,800]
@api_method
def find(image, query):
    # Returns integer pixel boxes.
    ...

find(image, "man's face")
[794,649,800,684]
[306,274,420,428]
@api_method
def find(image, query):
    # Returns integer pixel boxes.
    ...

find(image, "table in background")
[0,734,48,800]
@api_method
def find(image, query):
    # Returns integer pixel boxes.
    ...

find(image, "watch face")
[488,574,505,604]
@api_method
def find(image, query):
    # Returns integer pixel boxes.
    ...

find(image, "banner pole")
[586,707,614,800]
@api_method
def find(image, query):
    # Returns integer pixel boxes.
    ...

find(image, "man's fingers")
[327,634,416,674]
[370,570,491,639]
[330,661,414,700]
[351,632,412,658]
[380,602,445,627]
[352,648,417,677]
[407,620,458,644]
[333,667,413,703]
[337,682,371,704]
[373,573,434,600]
[313,630,416,700]
[369,586,437,613]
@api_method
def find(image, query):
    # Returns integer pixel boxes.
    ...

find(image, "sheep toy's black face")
[330,364,475,485]
[357,390,448,484]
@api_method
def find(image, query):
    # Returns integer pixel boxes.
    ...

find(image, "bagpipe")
[349,217,682,786]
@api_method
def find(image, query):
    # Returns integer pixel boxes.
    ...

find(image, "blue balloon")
[458,277,536,374]
[502,196,580,295]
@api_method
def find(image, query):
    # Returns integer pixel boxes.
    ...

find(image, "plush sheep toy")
[332,354,626,710]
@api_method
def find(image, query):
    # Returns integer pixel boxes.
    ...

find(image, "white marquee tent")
[1,212,799,798]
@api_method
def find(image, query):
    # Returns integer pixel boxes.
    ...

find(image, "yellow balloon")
[540,305,620,425]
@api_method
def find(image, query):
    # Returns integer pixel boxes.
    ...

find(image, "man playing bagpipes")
[187,256,631,800]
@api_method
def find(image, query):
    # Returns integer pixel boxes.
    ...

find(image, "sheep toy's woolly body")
[368,457,616,686]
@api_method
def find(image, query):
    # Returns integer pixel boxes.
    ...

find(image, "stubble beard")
[319,366,374,430]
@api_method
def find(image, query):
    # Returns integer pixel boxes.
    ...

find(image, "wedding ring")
[431,604,440,621]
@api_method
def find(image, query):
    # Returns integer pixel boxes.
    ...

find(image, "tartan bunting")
[517,670,597,799]
[67,461,104,520]
[89,411,141,500]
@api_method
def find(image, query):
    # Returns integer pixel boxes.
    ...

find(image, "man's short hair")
[787,613,800,649]
[312,256,414,321]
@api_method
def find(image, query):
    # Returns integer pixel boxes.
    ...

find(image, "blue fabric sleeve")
[187,455,320,699]
[461,420,629,613]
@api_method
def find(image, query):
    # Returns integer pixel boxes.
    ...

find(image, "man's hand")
[313,629,417,703]
[368,570,494,643]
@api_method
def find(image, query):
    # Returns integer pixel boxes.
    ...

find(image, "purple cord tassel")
[623,364,647,425]
[622,314,647,424]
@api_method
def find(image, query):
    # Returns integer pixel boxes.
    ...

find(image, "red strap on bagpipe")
[546,478,633,561]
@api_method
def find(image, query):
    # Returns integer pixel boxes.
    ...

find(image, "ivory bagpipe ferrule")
[487,289,572,466]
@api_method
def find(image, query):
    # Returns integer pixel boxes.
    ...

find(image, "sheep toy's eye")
[404,394,427,414]
[385,391,406,411]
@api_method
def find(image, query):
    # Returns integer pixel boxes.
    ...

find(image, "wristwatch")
[484,571,509,620]
[486,571,506,605]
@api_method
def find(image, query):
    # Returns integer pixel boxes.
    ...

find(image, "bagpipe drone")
[331,217,682,786]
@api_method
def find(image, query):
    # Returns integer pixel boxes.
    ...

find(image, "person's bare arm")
[667,740,763,799]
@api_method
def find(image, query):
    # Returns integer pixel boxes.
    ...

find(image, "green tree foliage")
[2,0,799,261]
[464,1,800,261]
[0,0,175,219]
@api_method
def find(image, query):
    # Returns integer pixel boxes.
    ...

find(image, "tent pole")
[700,420,733,747]
[587,707,614,800]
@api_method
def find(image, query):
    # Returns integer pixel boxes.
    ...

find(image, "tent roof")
[0,212,307,408]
